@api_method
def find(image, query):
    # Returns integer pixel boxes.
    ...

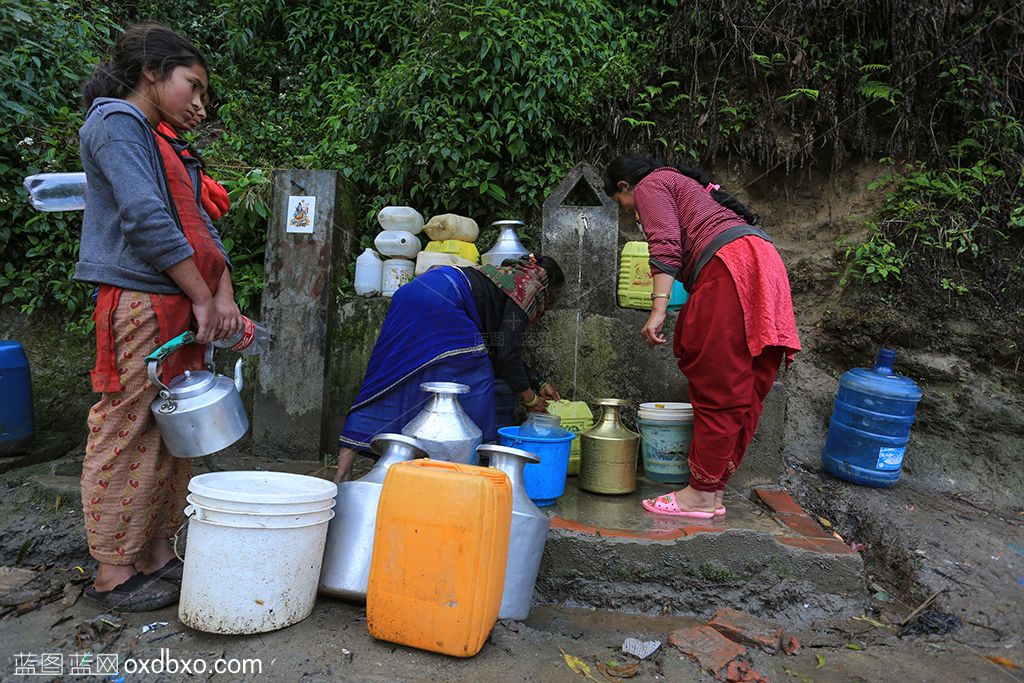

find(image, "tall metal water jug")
[402,382,483,464]
[319,434,426,600]
[481,220,529,266]
[821,349,922,487]
[579,399,640,494]
[480,444,550,621]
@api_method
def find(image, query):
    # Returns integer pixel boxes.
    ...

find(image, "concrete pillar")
[531,164,688,411]
[541,164,618,314]
[253,170,356,458]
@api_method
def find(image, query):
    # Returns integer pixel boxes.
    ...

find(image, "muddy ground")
[1,160,1022,680]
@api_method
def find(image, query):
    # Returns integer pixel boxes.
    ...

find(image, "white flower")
[18,137,34,147]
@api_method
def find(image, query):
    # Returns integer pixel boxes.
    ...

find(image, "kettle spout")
[233,358,244,393]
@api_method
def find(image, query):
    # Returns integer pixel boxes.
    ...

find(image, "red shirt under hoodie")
[633,167,801,362]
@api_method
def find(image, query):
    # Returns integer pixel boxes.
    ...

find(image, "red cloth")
[155,121,230,220]
[200,173,230,220]
[633,167,747,283]
[714,237,801,364]
[674,255,785,491]
[90,129,226,392]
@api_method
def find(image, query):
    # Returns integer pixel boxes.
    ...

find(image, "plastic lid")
[188,471,337,504]
[638,402,692,411]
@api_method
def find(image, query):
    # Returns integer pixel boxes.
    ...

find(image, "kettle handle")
[145,331,196,364]
[145,331,196,394]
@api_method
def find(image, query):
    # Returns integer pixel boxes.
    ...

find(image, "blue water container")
[821,348,922,487]
[0,341,35,456]
[497,426,575,506]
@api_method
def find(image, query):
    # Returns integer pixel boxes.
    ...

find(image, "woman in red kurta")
[604,155,801,518]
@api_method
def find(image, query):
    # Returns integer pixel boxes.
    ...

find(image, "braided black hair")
[603,154,759,225]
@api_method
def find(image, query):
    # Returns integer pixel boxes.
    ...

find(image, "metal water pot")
[319,433,426,600]
[579,399,640,494]
[401,382,482,464]
[481,220,529,266]
[479,444,550,621]
[145,331,247,458]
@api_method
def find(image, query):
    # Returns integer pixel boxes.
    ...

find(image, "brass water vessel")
[578,399,639,494]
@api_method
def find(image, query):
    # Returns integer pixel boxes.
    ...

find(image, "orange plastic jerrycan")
[366,460,512,657]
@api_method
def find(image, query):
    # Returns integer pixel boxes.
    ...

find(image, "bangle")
[650,292,670,300]
[523,393,540,408]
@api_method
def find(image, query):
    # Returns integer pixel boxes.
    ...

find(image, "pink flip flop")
[714,505,727,517]
[641,492,717,519]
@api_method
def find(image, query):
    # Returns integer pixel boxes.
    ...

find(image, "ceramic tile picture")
[285,195,316,234]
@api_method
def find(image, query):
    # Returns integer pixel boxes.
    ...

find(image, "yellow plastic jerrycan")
[545,399,594,476]
[425,239,481,263]
[617,242,688,311]
[618,241,653,310]
[367,460,511,657]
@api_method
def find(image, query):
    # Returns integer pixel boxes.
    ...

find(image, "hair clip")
[705,183,721,192]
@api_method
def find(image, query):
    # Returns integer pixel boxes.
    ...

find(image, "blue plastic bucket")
[497,426,575,506]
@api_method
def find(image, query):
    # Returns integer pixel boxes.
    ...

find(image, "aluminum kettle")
[145,331,247,458]
[319,434,427,600]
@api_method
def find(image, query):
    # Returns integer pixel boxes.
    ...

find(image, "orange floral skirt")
[81,291,190,565]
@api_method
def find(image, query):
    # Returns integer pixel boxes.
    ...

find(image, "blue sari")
[338,267,496,450]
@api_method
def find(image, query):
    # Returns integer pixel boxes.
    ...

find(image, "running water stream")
[571,211,588,400]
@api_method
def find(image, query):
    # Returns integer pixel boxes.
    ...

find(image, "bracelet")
[523,393,541,408]
[650,292,670,300]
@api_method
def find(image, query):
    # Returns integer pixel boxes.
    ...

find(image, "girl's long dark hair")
[82,23,207,108]
[603,154,759,225]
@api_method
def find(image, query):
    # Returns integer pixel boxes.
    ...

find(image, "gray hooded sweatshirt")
[74,98,228,293]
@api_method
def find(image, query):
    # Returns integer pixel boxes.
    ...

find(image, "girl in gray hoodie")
[75,23,242,611]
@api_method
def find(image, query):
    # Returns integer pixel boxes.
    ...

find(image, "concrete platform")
[536,476,868,629]
[25,453,867,630]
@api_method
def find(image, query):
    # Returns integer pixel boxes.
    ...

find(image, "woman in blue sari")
[334,255,564,481]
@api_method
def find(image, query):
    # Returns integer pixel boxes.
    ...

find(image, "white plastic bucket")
[637,403,694,484]
[381,258,415,297]
[187,471,337,512]
[179,472,337,634]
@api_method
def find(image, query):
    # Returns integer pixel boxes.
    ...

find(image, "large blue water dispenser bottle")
[0,341,35,456]
[821,348,922,487]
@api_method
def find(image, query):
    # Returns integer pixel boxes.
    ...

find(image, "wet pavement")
[550,476,786,537]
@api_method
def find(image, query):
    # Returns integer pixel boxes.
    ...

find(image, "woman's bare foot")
[714,490,724,510]
[334,447,358,483]
[672,486,717,512]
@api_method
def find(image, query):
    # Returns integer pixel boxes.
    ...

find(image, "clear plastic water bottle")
[213,316,271,355]
[23,173,87,212]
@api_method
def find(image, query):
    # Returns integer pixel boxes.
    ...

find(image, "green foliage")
[839,229,907,285]
[842,37,1023,305]
[0,0,120,331]
[2,0,1022,327]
